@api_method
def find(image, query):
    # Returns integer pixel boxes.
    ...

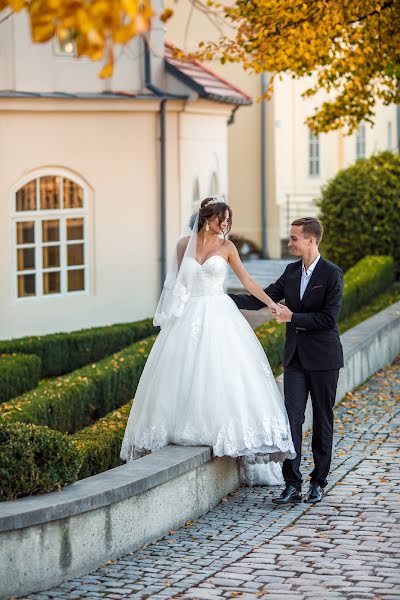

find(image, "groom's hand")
[272,303,293,323]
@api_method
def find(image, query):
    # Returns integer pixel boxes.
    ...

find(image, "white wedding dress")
[120,255,295,484]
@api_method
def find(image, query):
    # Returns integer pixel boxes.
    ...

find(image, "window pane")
[18,274,36,297]
[16,181,36,211]
[67,243,84,266]
[40,176,60,210]
[43,271,61,294]
[64,179,83,209]
[42,219,60,242]
[68,269,85,292]
[42,246,60,268]
[17,248,35,271]
[67,218,84,240]
[16,221,35,245]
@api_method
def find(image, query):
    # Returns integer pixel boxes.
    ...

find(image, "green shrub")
[0,422,82,501]
[341,256,395,320]
[255,321,286,371]
[72,401,132,479]
[0,337,156,433]
[0,319,158,377]
[318,151,400,274]
[0,353,41,404]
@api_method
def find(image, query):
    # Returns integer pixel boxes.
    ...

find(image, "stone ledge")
[0,445,211,533]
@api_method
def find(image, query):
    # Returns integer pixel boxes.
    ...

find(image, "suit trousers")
[282,350,339,490]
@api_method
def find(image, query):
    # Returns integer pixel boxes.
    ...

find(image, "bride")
[120,197,295,484]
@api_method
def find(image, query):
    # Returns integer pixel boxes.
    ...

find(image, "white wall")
[0,102,160,338]
[0,11,144,94]
[178,103,229,225]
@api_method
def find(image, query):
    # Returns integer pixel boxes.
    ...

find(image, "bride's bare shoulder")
[225,239,239,255]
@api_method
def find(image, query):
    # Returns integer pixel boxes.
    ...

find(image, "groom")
[230,217,343,504]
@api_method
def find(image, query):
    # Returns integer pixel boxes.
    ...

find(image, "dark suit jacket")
[229,257,344,371]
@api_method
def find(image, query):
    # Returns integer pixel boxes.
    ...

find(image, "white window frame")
[356,122,366,159]
[308,131,320,177]
[12,169,89,303]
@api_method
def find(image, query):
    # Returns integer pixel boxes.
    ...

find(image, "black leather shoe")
[272,485,302,505]
[304,482,323,504]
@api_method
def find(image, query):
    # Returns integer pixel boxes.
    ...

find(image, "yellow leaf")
[98,63,113,79]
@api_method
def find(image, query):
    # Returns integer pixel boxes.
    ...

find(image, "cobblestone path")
[27,357,400,600]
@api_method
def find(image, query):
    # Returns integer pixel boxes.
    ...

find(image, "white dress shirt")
[300,254,320,300]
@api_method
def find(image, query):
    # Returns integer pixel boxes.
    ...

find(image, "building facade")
[165,1,399,256]
[0,7,250,339]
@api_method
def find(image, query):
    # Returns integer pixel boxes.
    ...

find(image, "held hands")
[267,300,280,315]
[270,303,293,324]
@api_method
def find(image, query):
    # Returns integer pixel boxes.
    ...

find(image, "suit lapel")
[291,261,303,311]
[299,256,325,309]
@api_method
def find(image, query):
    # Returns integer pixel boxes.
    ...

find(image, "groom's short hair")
[291,217,323,244]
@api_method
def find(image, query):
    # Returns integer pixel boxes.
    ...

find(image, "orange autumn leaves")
[193,0,400,133]
[0,0,153,78]
[1,0,398,131]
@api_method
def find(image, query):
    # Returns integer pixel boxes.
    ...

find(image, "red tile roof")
[165,43,252,106]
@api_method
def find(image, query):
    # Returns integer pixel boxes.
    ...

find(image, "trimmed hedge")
[0,337,156,433]
[72,401,133,479]
[0,319,158,377]
[340,256,395,320]
[0,353,41,404]
[318,151,400,274]
[0,422,82,501]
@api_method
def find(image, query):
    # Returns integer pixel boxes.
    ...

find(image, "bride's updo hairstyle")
[190,197,232,238]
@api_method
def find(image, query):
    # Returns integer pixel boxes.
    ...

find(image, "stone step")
[227,259,296,291]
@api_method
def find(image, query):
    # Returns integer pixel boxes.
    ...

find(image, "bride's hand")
[267,301,280,315]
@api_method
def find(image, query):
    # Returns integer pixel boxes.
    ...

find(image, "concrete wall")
[0,448,240,600]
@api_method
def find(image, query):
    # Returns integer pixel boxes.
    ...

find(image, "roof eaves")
[0,90,188,101]
[165,57,252,106]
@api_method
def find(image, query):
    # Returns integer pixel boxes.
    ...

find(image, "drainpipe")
[261,73,268,258]
[227,105,239,126]
[143,38,168,290]
[159,99,167,286]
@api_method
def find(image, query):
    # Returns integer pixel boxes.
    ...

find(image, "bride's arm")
[176,236,190,270]
[227,242,279,312]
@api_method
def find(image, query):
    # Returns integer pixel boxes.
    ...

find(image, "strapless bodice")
[184,255,227,297]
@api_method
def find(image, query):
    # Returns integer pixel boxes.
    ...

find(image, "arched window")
[13,171,88,299]
[209,172,219,196]
[192,177,200,212]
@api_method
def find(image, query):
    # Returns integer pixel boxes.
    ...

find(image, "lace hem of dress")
[120,417,296,464]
